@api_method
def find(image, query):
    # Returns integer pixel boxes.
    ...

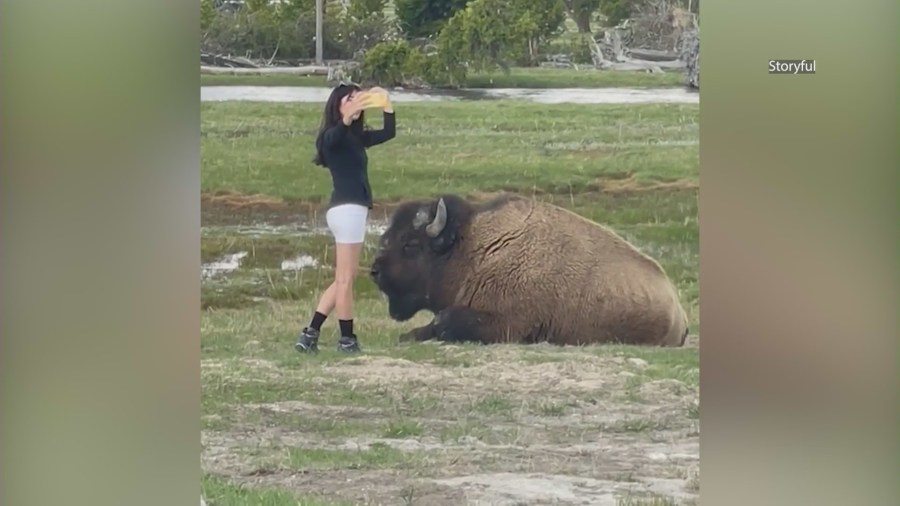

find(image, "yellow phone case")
[357,91,389,110]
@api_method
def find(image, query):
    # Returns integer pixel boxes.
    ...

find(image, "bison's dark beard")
[371,269,429,321]
[386,292,425,321]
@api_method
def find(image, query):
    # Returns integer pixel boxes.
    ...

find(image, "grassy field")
[201,99,699,505]
[201,66,687,89]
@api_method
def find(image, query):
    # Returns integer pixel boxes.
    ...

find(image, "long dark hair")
[313,83,365,167]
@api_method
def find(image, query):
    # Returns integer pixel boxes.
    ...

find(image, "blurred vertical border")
[0,0,897,505]
[700,0,899,504]
[1,0,200,505]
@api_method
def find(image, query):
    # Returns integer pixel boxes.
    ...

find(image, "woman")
[295,83,396,354]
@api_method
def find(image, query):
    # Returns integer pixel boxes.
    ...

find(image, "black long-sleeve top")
[320,111,396,209]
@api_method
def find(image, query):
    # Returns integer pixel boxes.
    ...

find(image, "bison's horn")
[426,198,447,238]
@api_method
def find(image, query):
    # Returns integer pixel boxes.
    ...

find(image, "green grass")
[469,393,518,418]
[464,67,685,88]
[201,66,686,88]
[201,98,699,504]
[201,101,697,201]
[287,444,418,470]
[599,416,674,434]
[599,345,700,386]
[533,400,573,417]
[202,475,353,505]
[383,419,425,438]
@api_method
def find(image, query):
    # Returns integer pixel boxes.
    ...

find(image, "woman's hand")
[367,86,394,113]
[341,99,366,125]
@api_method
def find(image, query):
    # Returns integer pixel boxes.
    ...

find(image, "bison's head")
[370,195,471,321]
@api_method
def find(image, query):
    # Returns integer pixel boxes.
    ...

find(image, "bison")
[369,193,689,347]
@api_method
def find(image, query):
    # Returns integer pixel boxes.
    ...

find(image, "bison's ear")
[429,229,457,255]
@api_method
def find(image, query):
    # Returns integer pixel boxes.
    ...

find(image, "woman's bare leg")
[297,203,366,353]
[334,242,364,340]
[315,281,338,315]
[295,268,341,353]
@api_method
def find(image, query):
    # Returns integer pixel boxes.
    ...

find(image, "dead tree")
[681,27,699,89]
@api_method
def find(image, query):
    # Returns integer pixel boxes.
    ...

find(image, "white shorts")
[326,204,369,244]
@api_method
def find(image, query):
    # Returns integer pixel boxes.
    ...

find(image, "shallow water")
[280,254,319,271]
[200,223,387,280]
[201,250,324,280]
[200,86,699,104]
[201,251,248,279]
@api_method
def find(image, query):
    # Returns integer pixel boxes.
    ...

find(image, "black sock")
[339,319,354,338]
[309,311,327,331]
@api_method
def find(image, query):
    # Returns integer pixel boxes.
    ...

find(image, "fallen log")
[539,61,575,69]
[597,61,664,73]
[200,53,259,68]
[200,65,332,76]
[628,48,681,62]
[619,58,686,70]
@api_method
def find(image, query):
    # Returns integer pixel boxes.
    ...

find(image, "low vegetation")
[201,101,697,201]
[201,0,698,88]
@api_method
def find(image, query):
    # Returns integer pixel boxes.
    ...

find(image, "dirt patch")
[597,175,699,194]
[229,469,470,506]
[202,192,316,227]
[201,191,404,227]
[323,355,453,387]
[433,473,695,505]
[203,422,699,504]
[200,190,509,227]
[203,423,698,503]
[204,191,287,209]
[201,185,698,227]
[202,357,285,379]
[201,346,699,504]
[245,400,384,423]
[324,350,663,398]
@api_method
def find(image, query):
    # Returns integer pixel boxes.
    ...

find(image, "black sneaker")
[337,335,361,353]
[295,327,319,353]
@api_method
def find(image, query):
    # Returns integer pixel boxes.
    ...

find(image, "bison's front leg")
[397,322,435,343]
[429,306,496,344]
[397,306,496,344]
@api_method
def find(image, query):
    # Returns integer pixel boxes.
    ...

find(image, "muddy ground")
[200,181,698,227]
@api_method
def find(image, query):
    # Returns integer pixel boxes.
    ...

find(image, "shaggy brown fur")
[370,193,689,347]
